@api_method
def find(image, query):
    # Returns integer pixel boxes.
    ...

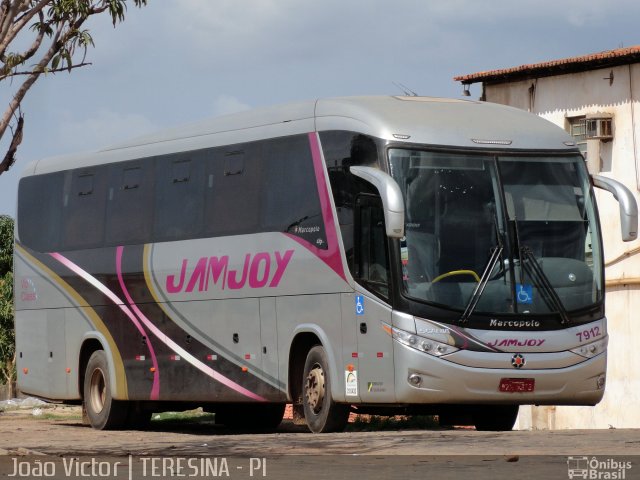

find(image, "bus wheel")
[302,345,349,433]
[83,350,128,430]
[472,405,519,431]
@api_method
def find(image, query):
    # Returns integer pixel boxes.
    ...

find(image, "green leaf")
[64,51,72,72]
[51,53,60,70]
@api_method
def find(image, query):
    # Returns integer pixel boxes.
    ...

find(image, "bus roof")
[23,96,576,176]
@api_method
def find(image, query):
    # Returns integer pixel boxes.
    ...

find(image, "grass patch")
[150,409,216,425]
[346,415,439,431]
[33,412,83,421]
[22,410,83,421]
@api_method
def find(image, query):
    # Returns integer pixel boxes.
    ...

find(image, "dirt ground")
[1,404,639,457]
[1,405,639,480]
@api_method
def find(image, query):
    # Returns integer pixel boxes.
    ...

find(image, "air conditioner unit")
[586,113,613,141]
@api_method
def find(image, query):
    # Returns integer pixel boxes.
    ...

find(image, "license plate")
[499,378,535,393]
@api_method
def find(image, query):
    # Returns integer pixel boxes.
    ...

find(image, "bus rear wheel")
[472,405,519,431]
[83,350,128,430]
[302,345,349,433]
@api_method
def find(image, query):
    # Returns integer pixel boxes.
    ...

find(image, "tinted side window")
[204,145,262,237]
[321,131,381,269]
[62,168,108,250]
[17,173,64,252]
[154,154,205,242]
[262,135,327,248]
[106,160,154,245]
[356,195,390,300]
[19,135,340,251]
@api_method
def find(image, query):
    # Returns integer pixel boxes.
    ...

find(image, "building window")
[567,116,587,157]
[586,116,613,141]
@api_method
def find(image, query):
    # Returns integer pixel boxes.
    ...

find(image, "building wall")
[484,64,640,429]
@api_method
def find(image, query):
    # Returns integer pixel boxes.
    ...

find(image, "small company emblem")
[567,456,633,479]
[511,353,526,369]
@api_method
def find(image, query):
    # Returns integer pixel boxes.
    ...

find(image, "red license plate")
[499,378,535,393]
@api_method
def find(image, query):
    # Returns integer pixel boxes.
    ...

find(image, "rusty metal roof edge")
[454,46,640,84]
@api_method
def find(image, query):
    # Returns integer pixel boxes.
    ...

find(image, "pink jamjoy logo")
[166,250,294,293]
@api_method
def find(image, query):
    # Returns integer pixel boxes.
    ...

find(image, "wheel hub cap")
[89,368,106,414]
[305,365,325,414]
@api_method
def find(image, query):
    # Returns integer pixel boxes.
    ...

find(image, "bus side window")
[106,162,154,245]
[62,169,107,250]
[355,195,390,300]
[262,135,327,248]
[154,156,205,242]
[224,154,244,176]
[17,172,64,252]
[205,147,262,236]
[321,131,383,275]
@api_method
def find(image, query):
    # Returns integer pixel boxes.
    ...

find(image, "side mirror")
[592,175,638,242]
[350,166,405,238]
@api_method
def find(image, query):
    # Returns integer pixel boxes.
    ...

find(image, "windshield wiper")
[459,211,504,324]
[511,217,570,325]
[459,245,503,324]
[520,245,571,325]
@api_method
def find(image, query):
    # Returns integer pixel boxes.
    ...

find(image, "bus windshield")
[388,149,602,318]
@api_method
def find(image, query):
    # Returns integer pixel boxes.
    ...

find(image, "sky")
[1,0,640,216]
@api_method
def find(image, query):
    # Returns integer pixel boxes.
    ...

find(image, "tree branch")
[0,26,62,143]
[0,61,91,80]
[0,0,150,176]
[0,110,22,174]
[0,0,23,47]
[16,10,46,61]
[0,1,11,30]
[14,0,45,24]
[0,0,49,59]
[90,5,110,15]
[0,11,45,74]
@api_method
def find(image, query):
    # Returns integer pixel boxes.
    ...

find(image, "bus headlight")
[391,326,458,357]
[570,337,608,358]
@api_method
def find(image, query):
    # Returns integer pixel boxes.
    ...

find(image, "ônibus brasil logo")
[567,456,633,479]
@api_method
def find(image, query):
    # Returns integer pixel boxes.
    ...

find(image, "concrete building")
[455,47,640,429]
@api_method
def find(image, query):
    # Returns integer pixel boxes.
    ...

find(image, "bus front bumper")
[394,343,606,406]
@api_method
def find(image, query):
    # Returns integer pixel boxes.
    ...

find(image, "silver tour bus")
[14,96,637,432]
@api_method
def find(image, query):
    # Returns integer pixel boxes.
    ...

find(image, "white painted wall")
[484,64,640,429]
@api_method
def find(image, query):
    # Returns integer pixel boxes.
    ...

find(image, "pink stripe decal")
[289,132,346,282]
[115,247,266,402]
[49,252,161,400]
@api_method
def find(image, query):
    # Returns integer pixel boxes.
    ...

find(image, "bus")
[14,96,637,432]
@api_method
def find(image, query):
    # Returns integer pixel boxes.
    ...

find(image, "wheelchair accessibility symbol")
[355,295,365,315]
[516,284,533,305]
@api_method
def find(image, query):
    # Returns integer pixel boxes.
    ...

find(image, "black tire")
[215,403,285,430]
[83,350,128,430]
[302,345,349,433]
[472,405,519,431]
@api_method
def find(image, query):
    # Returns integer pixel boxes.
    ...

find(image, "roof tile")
[454,46,640,84]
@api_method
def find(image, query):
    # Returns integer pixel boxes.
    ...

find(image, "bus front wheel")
[83,350,128,430]
[302,345,349,433]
